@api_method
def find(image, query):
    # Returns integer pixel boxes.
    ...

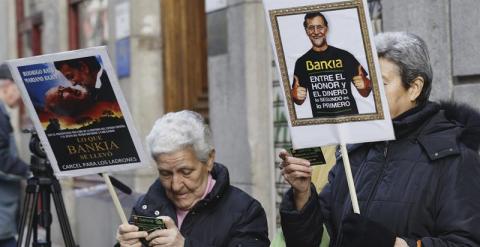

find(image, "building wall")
[0,0,162,245]
[110,0,162,193]
[0,0,16,61]
[74,0,163,245]
[207,0,276,237]
[4,0,479,245]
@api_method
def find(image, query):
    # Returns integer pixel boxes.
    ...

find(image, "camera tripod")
[16,131,133,246]
[16,133,77,247]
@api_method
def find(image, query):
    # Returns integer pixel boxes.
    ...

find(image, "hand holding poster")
[264,0,395,214]
[7,47,148,177]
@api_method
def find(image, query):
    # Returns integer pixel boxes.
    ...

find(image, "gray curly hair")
[146,110,214,162]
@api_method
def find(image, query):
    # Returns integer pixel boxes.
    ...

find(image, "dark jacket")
[0,103,29,177]
[281,102,480,247]
[93,71,116,102]
[132,163,270,247]
[0,102,29,240]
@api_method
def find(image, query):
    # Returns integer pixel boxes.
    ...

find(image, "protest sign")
[7,47,148,177]
[263,0,394,149]
[264,0,395,214]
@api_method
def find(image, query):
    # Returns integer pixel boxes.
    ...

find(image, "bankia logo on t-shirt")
[293,45,364,118]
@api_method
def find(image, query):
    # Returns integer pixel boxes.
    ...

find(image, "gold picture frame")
[269,0,384,126]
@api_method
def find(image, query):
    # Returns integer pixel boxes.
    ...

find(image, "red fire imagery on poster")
[8,48,147,176]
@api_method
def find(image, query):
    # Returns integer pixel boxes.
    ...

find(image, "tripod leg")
[51,179,77,247]
[18,184,33,238]
[17,179,40,247]
[38,187,53,246]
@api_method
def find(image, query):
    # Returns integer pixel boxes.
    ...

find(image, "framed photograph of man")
[264,0,394,148]
[269,0,383,126]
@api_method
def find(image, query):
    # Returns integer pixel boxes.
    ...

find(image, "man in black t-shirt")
[291,12,372,117]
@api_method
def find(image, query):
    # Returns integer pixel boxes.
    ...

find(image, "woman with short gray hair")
[375,32,433,105]
[146,110,214,163]
[117,110,270,247]
[280,32,480,247]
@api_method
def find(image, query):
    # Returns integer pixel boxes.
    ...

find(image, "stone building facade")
[0,0,479,245]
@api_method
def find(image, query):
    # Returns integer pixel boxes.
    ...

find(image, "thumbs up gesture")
[353,65,366,90]
[353,65,372,97]
[291,75,307,105]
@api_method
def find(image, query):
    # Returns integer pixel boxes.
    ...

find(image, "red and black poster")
[8,47,148,177]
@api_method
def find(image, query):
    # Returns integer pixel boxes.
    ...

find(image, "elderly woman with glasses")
[116,110,270,247]
[280,32,480,247]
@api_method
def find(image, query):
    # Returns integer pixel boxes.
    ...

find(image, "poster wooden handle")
[340,144,360,214]
[103,173,128,224]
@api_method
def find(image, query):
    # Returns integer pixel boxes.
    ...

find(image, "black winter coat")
[131,163,270,247]
[281,102,480,247]
[0,103,29,177]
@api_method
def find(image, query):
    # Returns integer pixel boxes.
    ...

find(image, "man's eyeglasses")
[306,25,326,33]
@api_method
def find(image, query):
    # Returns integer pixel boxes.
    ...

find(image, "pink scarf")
[176,174,216,229]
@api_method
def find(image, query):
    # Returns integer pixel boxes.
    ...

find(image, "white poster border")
[7,46,149,177]
[263,0,394,148]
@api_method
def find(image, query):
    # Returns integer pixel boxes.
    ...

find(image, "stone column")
[110,0,163,192]
[208,0,276,237]
[450,0,480,110]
